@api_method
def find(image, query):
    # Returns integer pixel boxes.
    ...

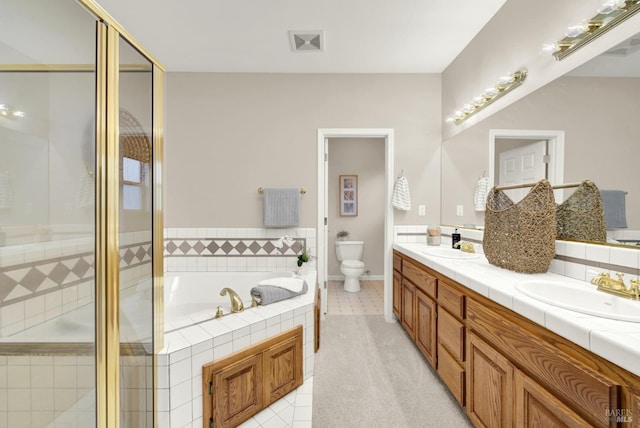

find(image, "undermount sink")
[515,279,640,323]
[421,246,480,260]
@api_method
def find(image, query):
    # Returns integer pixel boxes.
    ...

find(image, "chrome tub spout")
[220,287,245,313]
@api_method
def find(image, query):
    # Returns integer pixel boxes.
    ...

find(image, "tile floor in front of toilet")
[237,280,383,427]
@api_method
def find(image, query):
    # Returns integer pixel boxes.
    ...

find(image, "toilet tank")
[335,241,364,261]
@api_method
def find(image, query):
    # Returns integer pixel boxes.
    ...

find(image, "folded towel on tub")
[257,276,306,293]
[250,280,308,305]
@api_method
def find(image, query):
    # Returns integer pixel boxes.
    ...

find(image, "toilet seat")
[342,260,365,269]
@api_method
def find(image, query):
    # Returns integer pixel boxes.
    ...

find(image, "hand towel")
[474,176,491,212]
[263,188,300,228]
[600,190,628,229]
[250,280,309,305]
[257,277,306,293]
[391,176,411,211]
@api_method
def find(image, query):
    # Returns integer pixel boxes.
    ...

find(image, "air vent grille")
[289,31,324,52]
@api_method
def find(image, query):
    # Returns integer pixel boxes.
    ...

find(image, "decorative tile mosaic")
[0,241,152,307]
[164,238,306,258]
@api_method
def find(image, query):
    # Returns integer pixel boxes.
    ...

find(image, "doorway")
[317,129,395,322]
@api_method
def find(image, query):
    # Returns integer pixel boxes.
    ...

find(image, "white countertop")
[393,243,640,378]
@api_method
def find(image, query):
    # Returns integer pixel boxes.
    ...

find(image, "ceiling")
[95,0,507,73]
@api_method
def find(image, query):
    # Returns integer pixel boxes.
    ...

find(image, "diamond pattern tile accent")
[49,263,71,285]
[166,241,178,254]
[248,241,262,253]
[234,242,247,253]
[207,241,220,254]
[123,249,136,265]
[220,241,234,254]
[262,241,276,254]
[136,246,148,261]
[178,241,192,253]
[193,242,206,254]
[0,273,18,301]
[72,258,91,278]
[164,237,307,258]
[20,268,47,292]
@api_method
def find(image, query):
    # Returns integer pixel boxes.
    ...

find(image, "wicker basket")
[483,180,556,273]
[556,180,606,242]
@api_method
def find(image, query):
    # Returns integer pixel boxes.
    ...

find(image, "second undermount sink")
[421,246,480,260]
[515,279,640,323]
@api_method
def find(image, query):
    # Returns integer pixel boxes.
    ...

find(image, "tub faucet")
[220,288,245,313]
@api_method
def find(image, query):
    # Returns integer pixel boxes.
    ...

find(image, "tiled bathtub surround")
[0,230,152,337]
[394,225,640,282]
[164,227,316,273]
[157,293,315,428]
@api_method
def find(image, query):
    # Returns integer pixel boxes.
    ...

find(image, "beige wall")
[327,138,385,277]
[164,73,441,228]
[442,76,640,229]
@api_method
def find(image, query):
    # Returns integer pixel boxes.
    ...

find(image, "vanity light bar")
[446,67,527,125]
[548,0,640,60]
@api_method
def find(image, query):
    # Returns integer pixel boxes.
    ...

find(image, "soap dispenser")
[452,228,461,249]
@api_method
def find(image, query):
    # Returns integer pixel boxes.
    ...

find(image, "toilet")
[335,240,365,292]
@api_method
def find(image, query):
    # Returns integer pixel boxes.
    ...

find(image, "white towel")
[257,277,306,293]
[474,176,491,212]
[392,176,411,211]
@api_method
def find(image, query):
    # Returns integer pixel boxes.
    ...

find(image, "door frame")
[317,128,395,322]
[489,129,565,200]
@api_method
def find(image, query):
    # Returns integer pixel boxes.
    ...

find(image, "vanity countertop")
[393,242,640,378]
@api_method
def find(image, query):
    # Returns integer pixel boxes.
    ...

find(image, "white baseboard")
[328,274,384,281]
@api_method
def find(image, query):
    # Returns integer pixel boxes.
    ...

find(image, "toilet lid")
[342,260,365,268]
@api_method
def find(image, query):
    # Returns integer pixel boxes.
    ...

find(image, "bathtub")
[164,270,314,332]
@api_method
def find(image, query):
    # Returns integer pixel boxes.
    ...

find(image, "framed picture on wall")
[339,174,358,216]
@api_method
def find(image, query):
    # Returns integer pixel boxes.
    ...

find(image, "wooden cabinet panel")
[467,299,619,428]
[403,260,436,298]
[438,280,465,319]
[203,326,303,428]
[401,279,416,339]
[263,335,303,404]
[515,369,591,428]
[415,288,436,367]
[211,354,263,428]
[467,331,514,428]
[314,286,320,353]
[393,252,402,272]
[393,270,402,319]
[438,308,464,362]
[438,343,465,406]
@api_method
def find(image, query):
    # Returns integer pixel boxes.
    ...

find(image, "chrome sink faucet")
[220,288,245,313]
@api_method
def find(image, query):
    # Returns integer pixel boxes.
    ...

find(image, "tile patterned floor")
[327,280,384,315]
[238,377,313,428]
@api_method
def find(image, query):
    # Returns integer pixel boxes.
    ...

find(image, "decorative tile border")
[164,237,306,257]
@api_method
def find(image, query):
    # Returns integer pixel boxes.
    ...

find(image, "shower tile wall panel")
[393,225,640,281]
[164,227,317,273]
[0,231,153,337]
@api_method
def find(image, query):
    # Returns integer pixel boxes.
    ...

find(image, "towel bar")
[258,187,306,195]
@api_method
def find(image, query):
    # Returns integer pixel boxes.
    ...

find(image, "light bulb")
[0,104,6,111]
[566,23,587,38]
[540,42,560,56]
[445,117,455,123]
[598,0,625,14]
[12,111,24,118]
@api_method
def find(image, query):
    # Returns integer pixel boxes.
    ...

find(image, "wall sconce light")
[542,0,640,60]
[0,104,25,119]
[446,67,528,125]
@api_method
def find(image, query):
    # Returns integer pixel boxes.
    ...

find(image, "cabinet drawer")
[438,280,465,319]
[438,308,465,362]
[393,252,402,272]
[437,343,465,406]
[403,260,436,298]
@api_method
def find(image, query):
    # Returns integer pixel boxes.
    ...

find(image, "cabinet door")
[467,331,514,428]
[393,270,402,318]
[515,370,591,428]
[401,279,416,339]
[212,354,263,428]
[263,335,303,405]
[415,288,436,367]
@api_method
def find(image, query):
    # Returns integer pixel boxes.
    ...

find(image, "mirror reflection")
[442,32,640,247]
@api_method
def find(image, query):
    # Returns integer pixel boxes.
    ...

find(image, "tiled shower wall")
[394,225,640,281]
[0,230,152,337]
[164,227,317,273]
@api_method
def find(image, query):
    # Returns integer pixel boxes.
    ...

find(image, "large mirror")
[442,31,640,247]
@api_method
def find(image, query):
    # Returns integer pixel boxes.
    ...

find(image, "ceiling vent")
[289,31,324,52]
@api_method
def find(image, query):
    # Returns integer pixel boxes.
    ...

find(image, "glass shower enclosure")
[0,1,164,427]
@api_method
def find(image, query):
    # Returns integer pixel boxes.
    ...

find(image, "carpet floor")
[312,315,473,427]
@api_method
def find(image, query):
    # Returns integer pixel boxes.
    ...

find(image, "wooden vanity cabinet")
[415,288,437,367]
[393,253,402,319]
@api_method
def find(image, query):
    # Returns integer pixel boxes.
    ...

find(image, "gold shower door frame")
[85,1,165,427]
